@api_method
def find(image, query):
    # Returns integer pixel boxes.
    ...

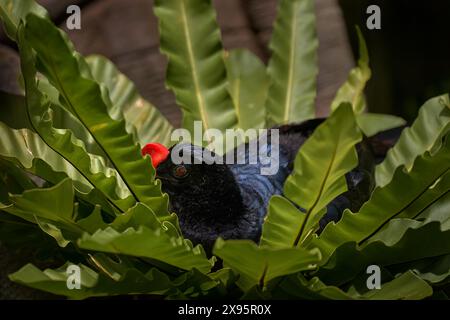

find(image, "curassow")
[142,119,402,252]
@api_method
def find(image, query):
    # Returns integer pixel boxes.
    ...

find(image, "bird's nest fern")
[0,0,449,300]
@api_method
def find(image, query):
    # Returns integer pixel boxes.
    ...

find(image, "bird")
[142,119,402,253]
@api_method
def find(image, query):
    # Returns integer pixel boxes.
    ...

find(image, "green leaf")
[396,171,450,222]
[23,15,169,215]
[361,271,433,300]
[0,0,47,41]
[78,203,213,274]
[356,113,406,137]
[213,238,321,292]
[266,0,318,125]
[331,27,371,114]
[0,55,98,159]
[86,55,174,146]
[310,135,450,262]
[261,104,362,247]
[417,187,450,225]
[18,28,136,213]
[0,179,84,241]
[315,218,450,286]
[0,122,88,190]
[76,205,108,234]
[9,262,172,299]
[260,195,306,248]
[394,254,450,285]
[109,201,178,233]
[367,219,450,264]
[36,54,174,161]
[37,78,108,158]
[166,268,220,299]
[275,273,353,299]
[154,0,237,142]
[208,268,237,295]
[1,177,126,248]
[375,95,450,187]
[11,254,219,299]
[275,271,432,300]
[225,49,269,130]
[0,121,136,216]
[2,180,180,268]
[36,77,141,213]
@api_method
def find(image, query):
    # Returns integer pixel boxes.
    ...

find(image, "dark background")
[340,0,450,121]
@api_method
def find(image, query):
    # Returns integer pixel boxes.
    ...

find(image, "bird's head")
[142,143,255,251]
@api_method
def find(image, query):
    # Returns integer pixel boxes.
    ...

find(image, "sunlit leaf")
[23,15,169,216]
[310,136,450,262]
[261,104,362,247]
[0,0,47,40]
[331,27,371,114]
[86,55,173,146]
[375,95,450,187]
[213,238,321,292]
[266,0,318,125]
[78,204,213,274]
[225,49,269,130]
[356,113,406,137]
[154,0,237,143]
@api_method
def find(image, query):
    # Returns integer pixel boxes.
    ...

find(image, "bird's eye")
[172,165,188,179]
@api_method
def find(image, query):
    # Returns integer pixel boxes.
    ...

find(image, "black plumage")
[153,120,401,252]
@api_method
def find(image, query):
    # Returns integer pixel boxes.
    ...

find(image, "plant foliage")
[0,0,449,300]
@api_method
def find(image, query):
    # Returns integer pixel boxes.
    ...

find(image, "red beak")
[142,143,170,168]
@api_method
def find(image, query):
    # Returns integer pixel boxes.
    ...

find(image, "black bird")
[142,119,401,252]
